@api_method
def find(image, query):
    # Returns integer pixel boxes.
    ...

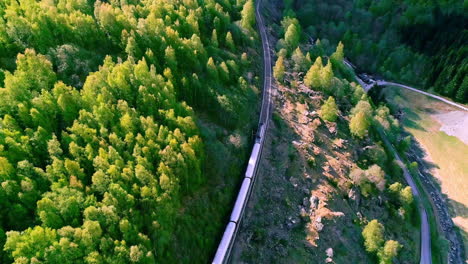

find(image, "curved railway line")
[212,0,272,262]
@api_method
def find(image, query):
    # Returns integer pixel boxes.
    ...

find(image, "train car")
[255,123,266,143]
[230,178,252,223]
[212,222,236,264]
[245,143,261,179]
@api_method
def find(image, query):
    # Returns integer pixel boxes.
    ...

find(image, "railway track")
[211,0,273,262]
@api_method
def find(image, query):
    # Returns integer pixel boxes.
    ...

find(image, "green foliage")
[274,56,286,83]
[350,111,371,138]
[351,164,386,195]
[304,57,322,88]
[0,0,259,262]
[291,47,307,72]
[241,0,256,31]
[330,41,344,62]
[4,226,57,261]
[378,240,402,264]
[349,99,373,138]
[226,32,235,51]
[363,144,387,167]
[320,61,334,90]
[362,216,402,262]
[284,23,301,51]
[362,219,384,253]
[319,96,338,122]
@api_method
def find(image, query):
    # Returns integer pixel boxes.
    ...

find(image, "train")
[212,122,267,264]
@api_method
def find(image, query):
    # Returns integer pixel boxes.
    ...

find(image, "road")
[354,71,468,263]
[374,80,467,264]
[376,81,468,112]
[377,128,432,264]
[348,70,435,263]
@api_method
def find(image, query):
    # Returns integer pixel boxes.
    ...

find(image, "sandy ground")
[433,111,468,144]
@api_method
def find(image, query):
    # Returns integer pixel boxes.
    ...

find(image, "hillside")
[231,1,423,263]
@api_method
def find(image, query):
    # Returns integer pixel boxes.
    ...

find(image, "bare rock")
[327,122,337,134]
[310,195,319,209]
[325,257,333,263]
[326,248,334,258]
[348,188,357,200]
[314,221,324,232]
[300,207,308,219]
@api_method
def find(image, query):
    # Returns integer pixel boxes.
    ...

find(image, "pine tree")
[225,32,235,51]
[291,47,306,72]
[241,0,255,31]
[350,111,371,138]
[377,240,401,264]
[331,41,344,62]
[211,29,218,47]
[320,61,334,90]
[285,23,300,50]
[320,96,338,122]
[304,57,323,88]
[273,56,286,83]
[206,57,218,80]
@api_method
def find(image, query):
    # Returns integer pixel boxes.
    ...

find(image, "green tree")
[320,61,334,90]
[366,164,386,191]
[4,226,57,261]
[285,23,300,50]
[399,186,413,206]
[211,29,219,47]
[320,96,338,122]
[350,111,371,138]
[362,219,384,253]
[377,240,401,264]
[225,32,235,51]
[291,47,306,72]
[304,57,322,88]
[273,56,286,83]
[241,0,255,31]
[331,41,344,62]
[207,57,219,80]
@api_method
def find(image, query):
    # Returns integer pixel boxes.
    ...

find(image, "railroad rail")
[211,0,272,263]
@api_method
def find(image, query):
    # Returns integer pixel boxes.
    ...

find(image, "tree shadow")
[447,199,468,219]
[403,129,466,262]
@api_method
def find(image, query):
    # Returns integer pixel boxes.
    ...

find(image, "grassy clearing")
[383,86,468,259]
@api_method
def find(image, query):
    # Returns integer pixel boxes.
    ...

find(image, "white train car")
[230,178,252,223]
[212,222,236,264]
[212,124,267,264]
[245,143,261,179]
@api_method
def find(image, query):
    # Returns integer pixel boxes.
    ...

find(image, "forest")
[294,0,467,103]
[0,0,260,263]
